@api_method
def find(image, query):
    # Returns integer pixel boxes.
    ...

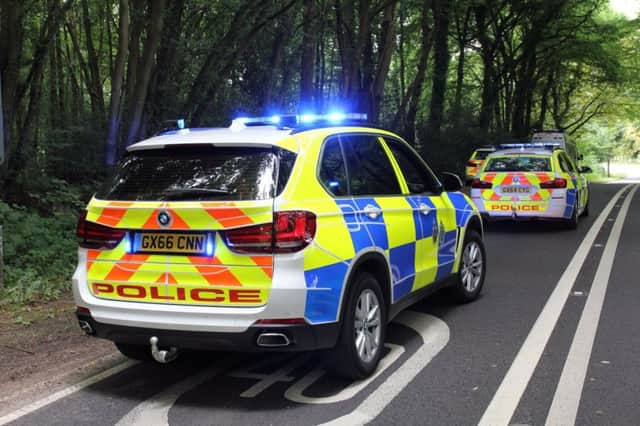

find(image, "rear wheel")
[449,230,486,303]
[329,272,386,380]
[565,200,579,229]
[580,192,590,217]
[115,342,153,362]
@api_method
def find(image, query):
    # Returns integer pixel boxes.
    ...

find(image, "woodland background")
[0,0,639,309]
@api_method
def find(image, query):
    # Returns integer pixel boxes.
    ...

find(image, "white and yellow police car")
[465,147,495,183]
[469,143,590,228]
[74,114,486,378]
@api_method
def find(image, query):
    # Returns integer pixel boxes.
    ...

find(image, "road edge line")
[545,184,639,425]
[0,360,137,425]
[478,184,631,426]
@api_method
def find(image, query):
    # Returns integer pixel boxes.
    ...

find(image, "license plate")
[134,233,208,254]
[501,186,532,194]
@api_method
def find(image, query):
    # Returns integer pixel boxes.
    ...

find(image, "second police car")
[469,142,590,228]
[465,147,495,183]
[73,114,486,379]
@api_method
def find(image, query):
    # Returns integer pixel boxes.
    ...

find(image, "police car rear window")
[484,156,551,172]
[96,146,295,201]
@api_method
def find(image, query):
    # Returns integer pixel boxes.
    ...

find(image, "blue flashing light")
[229,112,368,129]
[299,114,317,124]
[124,232,133,253]
[205,234,215,257]
[177,119,185,129]
[328,181,340,188]
[327,112,346,123]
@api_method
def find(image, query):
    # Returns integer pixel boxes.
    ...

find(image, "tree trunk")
[425,0,451,142]
[451,6,471,125]
[392,1,432,141]
[187,1,296,125]
[124,0,166,148]
[474,4,497,132]
[264,7,293,109]
[300,0,317,111]
[370,1,397,123]
[0,0,25,176]
[536,68,555,129]
[81,0,105,126]
[11,0,74,177]
[121,0,143,147]
[49,29,59,128]
[105,0,130,166]
[146,0,185,132]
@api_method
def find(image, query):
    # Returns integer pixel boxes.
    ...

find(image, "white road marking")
[545,184,638,426]
[320,310,450,425]
[230,354,310,398]
[284,344,405,404]
[116,310,447,426]
[0,360,137,426]
[478,184,632,426]
[116,357,237,426]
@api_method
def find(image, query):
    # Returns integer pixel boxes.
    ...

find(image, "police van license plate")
[135,233,208,254]
[501,186,532,194]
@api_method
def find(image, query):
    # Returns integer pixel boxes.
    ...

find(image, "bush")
[0,202,78,305]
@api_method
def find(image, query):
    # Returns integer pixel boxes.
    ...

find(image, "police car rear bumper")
[474,198,569,220]
[76,309,340,352]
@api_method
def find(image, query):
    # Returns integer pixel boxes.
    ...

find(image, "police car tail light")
[76,211,126,250]
[273,211,316,252]
[222,211,316,254]
[540,178,567,189]
[471,178,492,189]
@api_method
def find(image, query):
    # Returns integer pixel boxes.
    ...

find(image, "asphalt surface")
[3,182,639,426]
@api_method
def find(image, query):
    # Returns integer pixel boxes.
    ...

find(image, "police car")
[469,143,590,228]
[74,114,486,379]
[465,147,495,183]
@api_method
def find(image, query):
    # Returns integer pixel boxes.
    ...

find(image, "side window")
[558,153,574,173]
[319,137,348,196]
[341,135,402,196]
[384,138,441,194]
[564,154,577,173]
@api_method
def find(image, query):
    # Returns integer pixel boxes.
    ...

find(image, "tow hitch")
[149,336,178,363]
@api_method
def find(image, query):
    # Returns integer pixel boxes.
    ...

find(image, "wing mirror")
[441,172,463,192]
[579,166,592,174]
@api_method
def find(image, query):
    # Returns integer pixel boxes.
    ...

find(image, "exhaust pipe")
[78,320,94,335]
[149,336,178,363]
[256,333,291,347]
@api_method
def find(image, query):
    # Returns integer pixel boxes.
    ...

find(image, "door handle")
[363,204,382,219]
[419,202,432,215]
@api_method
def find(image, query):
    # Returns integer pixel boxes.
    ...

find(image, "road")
[2,182,639,426]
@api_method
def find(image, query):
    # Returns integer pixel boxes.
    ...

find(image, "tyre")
[580,193,589,217]
[115,342,153,362]
[449,230,486,303]
[329,272,386,380]
[565,200,579,229]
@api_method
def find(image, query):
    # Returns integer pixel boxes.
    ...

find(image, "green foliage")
[0,202,78,306]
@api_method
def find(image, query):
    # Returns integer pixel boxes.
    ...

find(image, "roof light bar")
[498,142,561,150]
[230,113,368,129]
